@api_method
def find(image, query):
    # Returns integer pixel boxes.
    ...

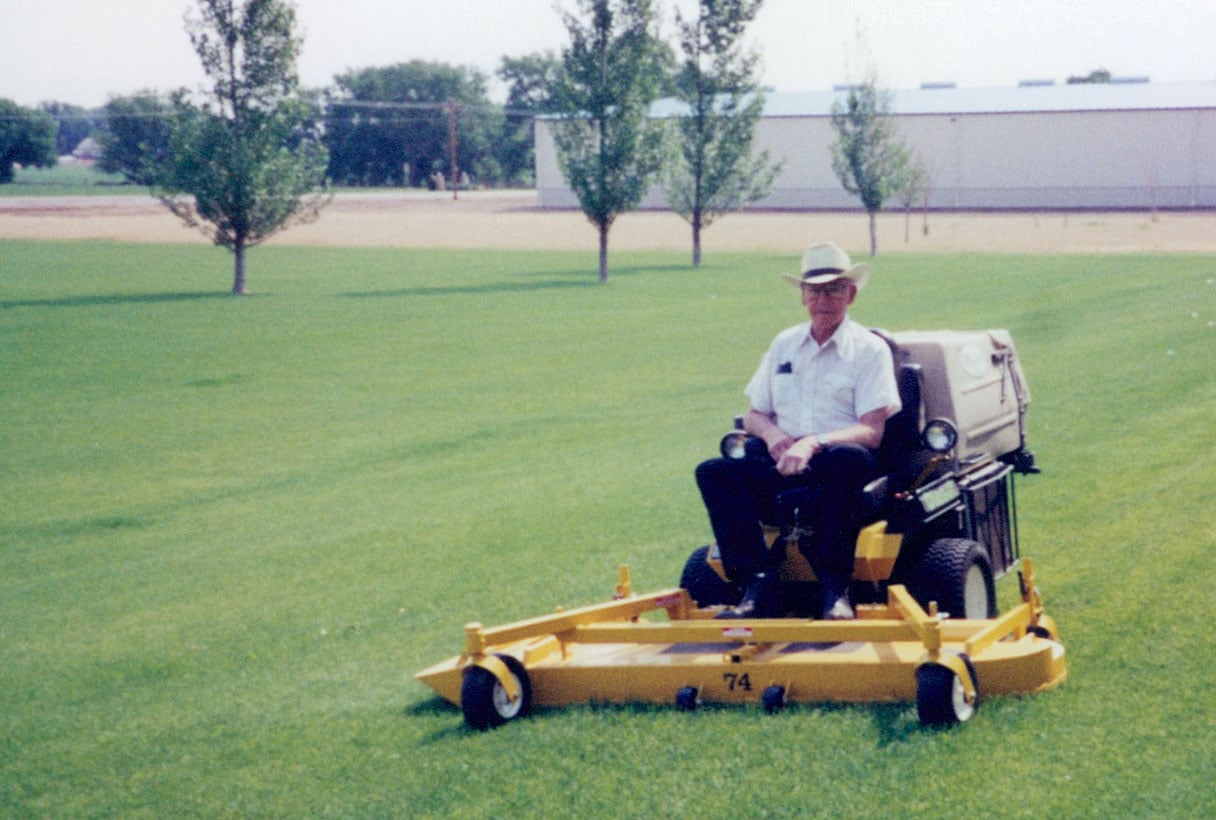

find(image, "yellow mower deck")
[417,559,1065,725]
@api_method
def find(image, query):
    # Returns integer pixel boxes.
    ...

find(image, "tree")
[325,62,501,188]
[890,148,929,243]
[153,0,329,295]
[665,0,780,267]
[829,77,907,256]
[98,91,178,185]
[496,52,562,186]
[0,99,56,183]
[40,102,101,157]
[1067,68,1112,84]
[552,0,668,282]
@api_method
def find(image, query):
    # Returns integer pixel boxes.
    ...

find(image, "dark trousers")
[695,444,879,585]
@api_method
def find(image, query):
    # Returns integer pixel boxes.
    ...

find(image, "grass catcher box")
[892,330,1030,464]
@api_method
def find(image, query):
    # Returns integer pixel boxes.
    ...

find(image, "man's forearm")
[744,407,891,452]
[742,409,787,444]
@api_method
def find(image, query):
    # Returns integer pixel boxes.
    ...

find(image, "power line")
[3,99,540,123]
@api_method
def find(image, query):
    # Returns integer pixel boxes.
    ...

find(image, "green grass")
[2,240,1214,816]
[0,165,432,197]
[1,163,133,196]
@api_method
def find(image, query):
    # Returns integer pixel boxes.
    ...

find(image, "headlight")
[720,431,750,460]
[922,419,958,453]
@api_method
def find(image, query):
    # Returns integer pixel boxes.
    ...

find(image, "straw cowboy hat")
[782,242,871,290]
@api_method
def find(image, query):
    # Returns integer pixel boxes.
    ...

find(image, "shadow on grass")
[339,264,690,299]
[406,695,943,747]
[405,696,472,743]
[341,279,593,299]
[787,700,945,744]
[867,702,930,745]
[3,514,153,547]
[1,291,236,310]
[405,697,460,719]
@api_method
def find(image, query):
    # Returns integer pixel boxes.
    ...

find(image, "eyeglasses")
[801,282,852,298]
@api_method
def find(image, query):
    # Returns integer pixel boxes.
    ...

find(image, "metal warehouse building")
[535,80,1216,211]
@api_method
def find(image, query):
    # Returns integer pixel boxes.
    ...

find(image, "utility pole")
[445,101,460,201]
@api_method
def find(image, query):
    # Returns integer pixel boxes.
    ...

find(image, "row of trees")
[93,0,787,286]
[93,64,534,191]
[538,0,922,275]
[550,0,783,280]
[5,61,557,194]
[5,0,918,290]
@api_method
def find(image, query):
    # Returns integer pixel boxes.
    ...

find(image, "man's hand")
[767,433,796,462]
[775,436,818,476]
[744,408,820,472]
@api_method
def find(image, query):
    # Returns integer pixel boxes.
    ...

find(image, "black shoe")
[714,572,779,619]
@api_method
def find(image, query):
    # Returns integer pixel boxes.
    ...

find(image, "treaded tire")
[908,538,996,619]
[679,545,741,608]
[461,654,532,731]
[916,654,979,726]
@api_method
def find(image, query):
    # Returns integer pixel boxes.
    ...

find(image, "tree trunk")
[868,210,878,257]
[598,223,609,283]
[692,209,703,267]
[232,242,247,294]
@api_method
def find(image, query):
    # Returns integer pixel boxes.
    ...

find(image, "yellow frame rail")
[417,559,1065,710]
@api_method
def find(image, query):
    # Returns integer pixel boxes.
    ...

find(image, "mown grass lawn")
[1,164,132,197]
[2,240,1214,817]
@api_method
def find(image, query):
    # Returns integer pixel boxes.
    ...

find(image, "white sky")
[2,0,1214,108]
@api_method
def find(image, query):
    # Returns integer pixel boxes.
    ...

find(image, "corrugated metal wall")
[536,90,1216,211]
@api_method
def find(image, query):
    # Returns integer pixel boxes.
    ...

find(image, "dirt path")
[3,190,1214,255]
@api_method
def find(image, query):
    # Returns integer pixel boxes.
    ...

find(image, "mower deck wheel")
[461,654,532,730]
[916,654,979,726]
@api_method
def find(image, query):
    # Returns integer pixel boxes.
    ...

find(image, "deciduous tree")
[154,0,329,294]
[1067,68,1113,84]
[496,53,562,186]
[0,99,56,183]
[552,0,668,282]
[325,62,500,188]
[98,91,178,186]
[829,77,907,256]
[665,0,779,267]
[891,147,929,242]
[40,102,100,157]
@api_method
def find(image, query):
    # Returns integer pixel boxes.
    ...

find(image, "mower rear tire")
[909,538,996,619]
[679,545,741,608]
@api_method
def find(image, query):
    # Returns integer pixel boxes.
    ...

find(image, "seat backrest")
[870,329,924,490]
[878,363,924,488]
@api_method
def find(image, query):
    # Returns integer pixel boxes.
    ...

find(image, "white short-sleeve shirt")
[744,317,901,439]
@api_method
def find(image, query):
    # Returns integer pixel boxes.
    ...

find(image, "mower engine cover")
[892,329,1031,465]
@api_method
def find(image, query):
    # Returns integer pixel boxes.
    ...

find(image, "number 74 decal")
[723,672,753,692]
